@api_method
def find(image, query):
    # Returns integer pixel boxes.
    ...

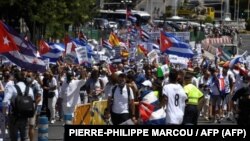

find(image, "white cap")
[142,80,152,87]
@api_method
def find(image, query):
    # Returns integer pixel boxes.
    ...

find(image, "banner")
[169,55,189,65]
[64,54,76,64]
[147,50,158,64]
[75,47,88,64]
[66,42,74,54]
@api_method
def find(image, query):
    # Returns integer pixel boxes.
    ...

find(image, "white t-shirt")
[61,79,85,108]
[233,70,243,92]
[31,80,43,106]
[99,75,109,88]
[49,77,58,97]
[104,82,114,100]
[109,85,134,114]
[3,82,34,107]
[162,83,187,125]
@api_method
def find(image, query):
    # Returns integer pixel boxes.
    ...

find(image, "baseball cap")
[142,80,152,87]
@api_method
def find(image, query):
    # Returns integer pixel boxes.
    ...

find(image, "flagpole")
[121,0,132,57]
[160,30,162,52]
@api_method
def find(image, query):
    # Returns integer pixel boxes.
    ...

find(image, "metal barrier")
[90,100,108,125]
[73,103,92,125]
[73,100,140,125]
[73,101,108,125]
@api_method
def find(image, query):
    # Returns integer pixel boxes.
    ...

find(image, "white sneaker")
[50,119,55,124]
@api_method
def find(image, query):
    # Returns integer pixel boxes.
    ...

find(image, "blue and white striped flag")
[41,43,65,64]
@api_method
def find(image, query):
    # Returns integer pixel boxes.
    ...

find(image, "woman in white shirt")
[47,72,58,124]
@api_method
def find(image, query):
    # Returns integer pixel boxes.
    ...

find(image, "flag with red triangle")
[160,31,172,52]
[39,40,50,55]
[0,21,19,53]
[139,102,154,122]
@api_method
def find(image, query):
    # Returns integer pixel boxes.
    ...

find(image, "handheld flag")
[139,102,154,122]
[39,40,50,55]
[0,21,19,53]
[108,32,120,47]
[161,31,194,58]
[160,31,172,52]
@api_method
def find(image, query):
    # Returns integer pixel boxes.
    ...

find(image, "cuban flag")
[160,31,194,58]
[139,91,166,124]
[229,51,247,68]
[147,42,160,51]
[147,108,166,125]
[0,21,46,72]
[128,26,138,35]
[78,31,88,43]
[140,29,150,42]
[139,101,154,122]
[102,39,113,50]
[126,8,137,23]
[41,43,65,64]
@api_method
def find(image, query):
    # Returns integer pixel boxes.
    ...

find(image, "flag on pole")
[160,31,172,52]
[108,32,120,47]
[0,21,19,53]
[39,40,50,55]
[1,21,46,72]
[160,31,194,58]
[102,39,113,50]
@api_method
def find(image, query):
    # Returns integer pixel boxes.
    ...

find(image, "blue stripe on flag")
[2,22,46,72]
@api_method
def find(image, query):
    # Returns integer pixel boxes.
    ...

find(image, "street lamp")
[121,0,132,7]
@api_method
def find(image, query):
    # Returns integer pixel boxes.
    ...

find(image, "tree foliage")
[0,0,97,40]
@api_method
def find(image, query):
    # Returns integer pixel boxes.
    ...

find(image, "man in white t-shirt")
[61,70,86,117]
[106,72,136,125]
[162,69,187,125]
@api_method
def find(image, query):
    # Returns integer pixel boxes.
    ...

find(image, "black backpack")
[11,85,35,118]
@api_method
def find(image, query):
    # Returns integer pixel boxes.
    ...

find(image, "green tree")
[0,0,98,41]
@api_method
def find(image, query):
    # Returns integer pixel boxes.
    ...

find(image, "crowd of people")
[0,19,249,141]
[1,52,250,140]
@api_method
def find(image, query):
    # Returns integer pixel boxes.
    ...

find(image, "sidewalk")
[3,120,64,141]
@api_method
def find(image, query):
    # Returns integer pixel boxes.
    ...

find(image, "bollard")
[64,114,72,125]
[38,116,48,141]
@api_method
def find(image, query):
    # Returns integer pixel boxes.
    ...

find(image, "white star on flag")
[3,36,10,45]
[164,40,169,45]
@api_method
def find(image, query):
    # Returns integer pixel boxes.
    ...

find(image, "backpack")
[11,85,35,118]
